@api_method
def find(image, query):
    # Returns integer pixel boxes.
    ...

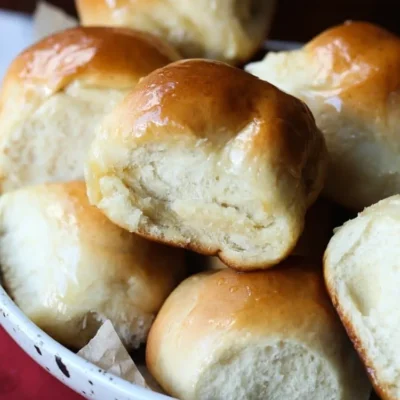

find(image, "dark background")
[1,0,400,41]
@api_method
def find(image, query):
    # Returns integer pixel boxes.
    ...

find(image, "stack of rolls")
[83,58,369,400]
[246,23,400,399]
[2,4,400,399]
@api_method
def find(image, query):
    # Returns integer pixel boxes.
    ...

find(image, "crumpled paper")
[33,1,77,40]
[77,320,164,393]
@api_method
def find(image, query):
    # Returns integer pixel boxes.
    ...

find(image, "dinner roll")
[146,260,371,400]
[85,59,327,271]
[76,0,275,64]
[0,181,185,350]
[246,21,400,210]
[0,27,179,193]
[325,195,400,400]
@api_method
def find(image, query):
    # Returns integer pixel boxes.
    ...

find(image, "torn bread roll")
[75,0,276,64]
[246,21,400,211]
[0,181,186,350]
[0,26,179,193]
[146,260,371,400]
[208,197,336,270]
[324,195,400,400]
[85,59,327,271]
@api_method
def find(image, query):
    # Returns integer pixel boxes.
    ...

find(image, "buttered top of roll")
[75,0,275,64]
[152,261,335,339]
[0,26,180,105]
[149,260,336,351]
[88,59,325,206]
[248,21,400,136]
[304,21,400,111]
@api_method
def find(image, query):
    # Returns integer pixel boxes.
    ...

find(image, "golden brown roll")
[0,27,179,193]
[0,181,186,350]
[246,21,400,211]
[146,259,371,400]
[75,0,276,64]
[85,59,327,271]
[324,195,400,400]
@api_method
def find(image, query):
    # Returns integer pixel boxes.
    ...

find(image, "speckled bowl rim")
[0,284,173,400]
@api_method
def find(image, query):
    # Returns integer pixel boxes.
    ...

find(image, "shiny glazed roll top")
[0,26,180,192]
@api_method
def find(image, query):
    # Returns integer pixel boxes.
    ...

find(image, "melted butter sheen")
[4,26,180,98]
[305,21,400,105]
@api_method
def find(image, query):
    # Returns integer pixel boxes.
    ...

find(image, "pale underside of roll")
[325,195,400,400]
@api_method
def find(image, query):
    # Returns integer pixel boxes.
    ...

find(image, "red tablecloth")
[0,327,83,400]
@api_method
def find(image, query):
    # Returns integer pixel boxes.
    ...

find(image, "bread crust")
[324,250,393,400]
